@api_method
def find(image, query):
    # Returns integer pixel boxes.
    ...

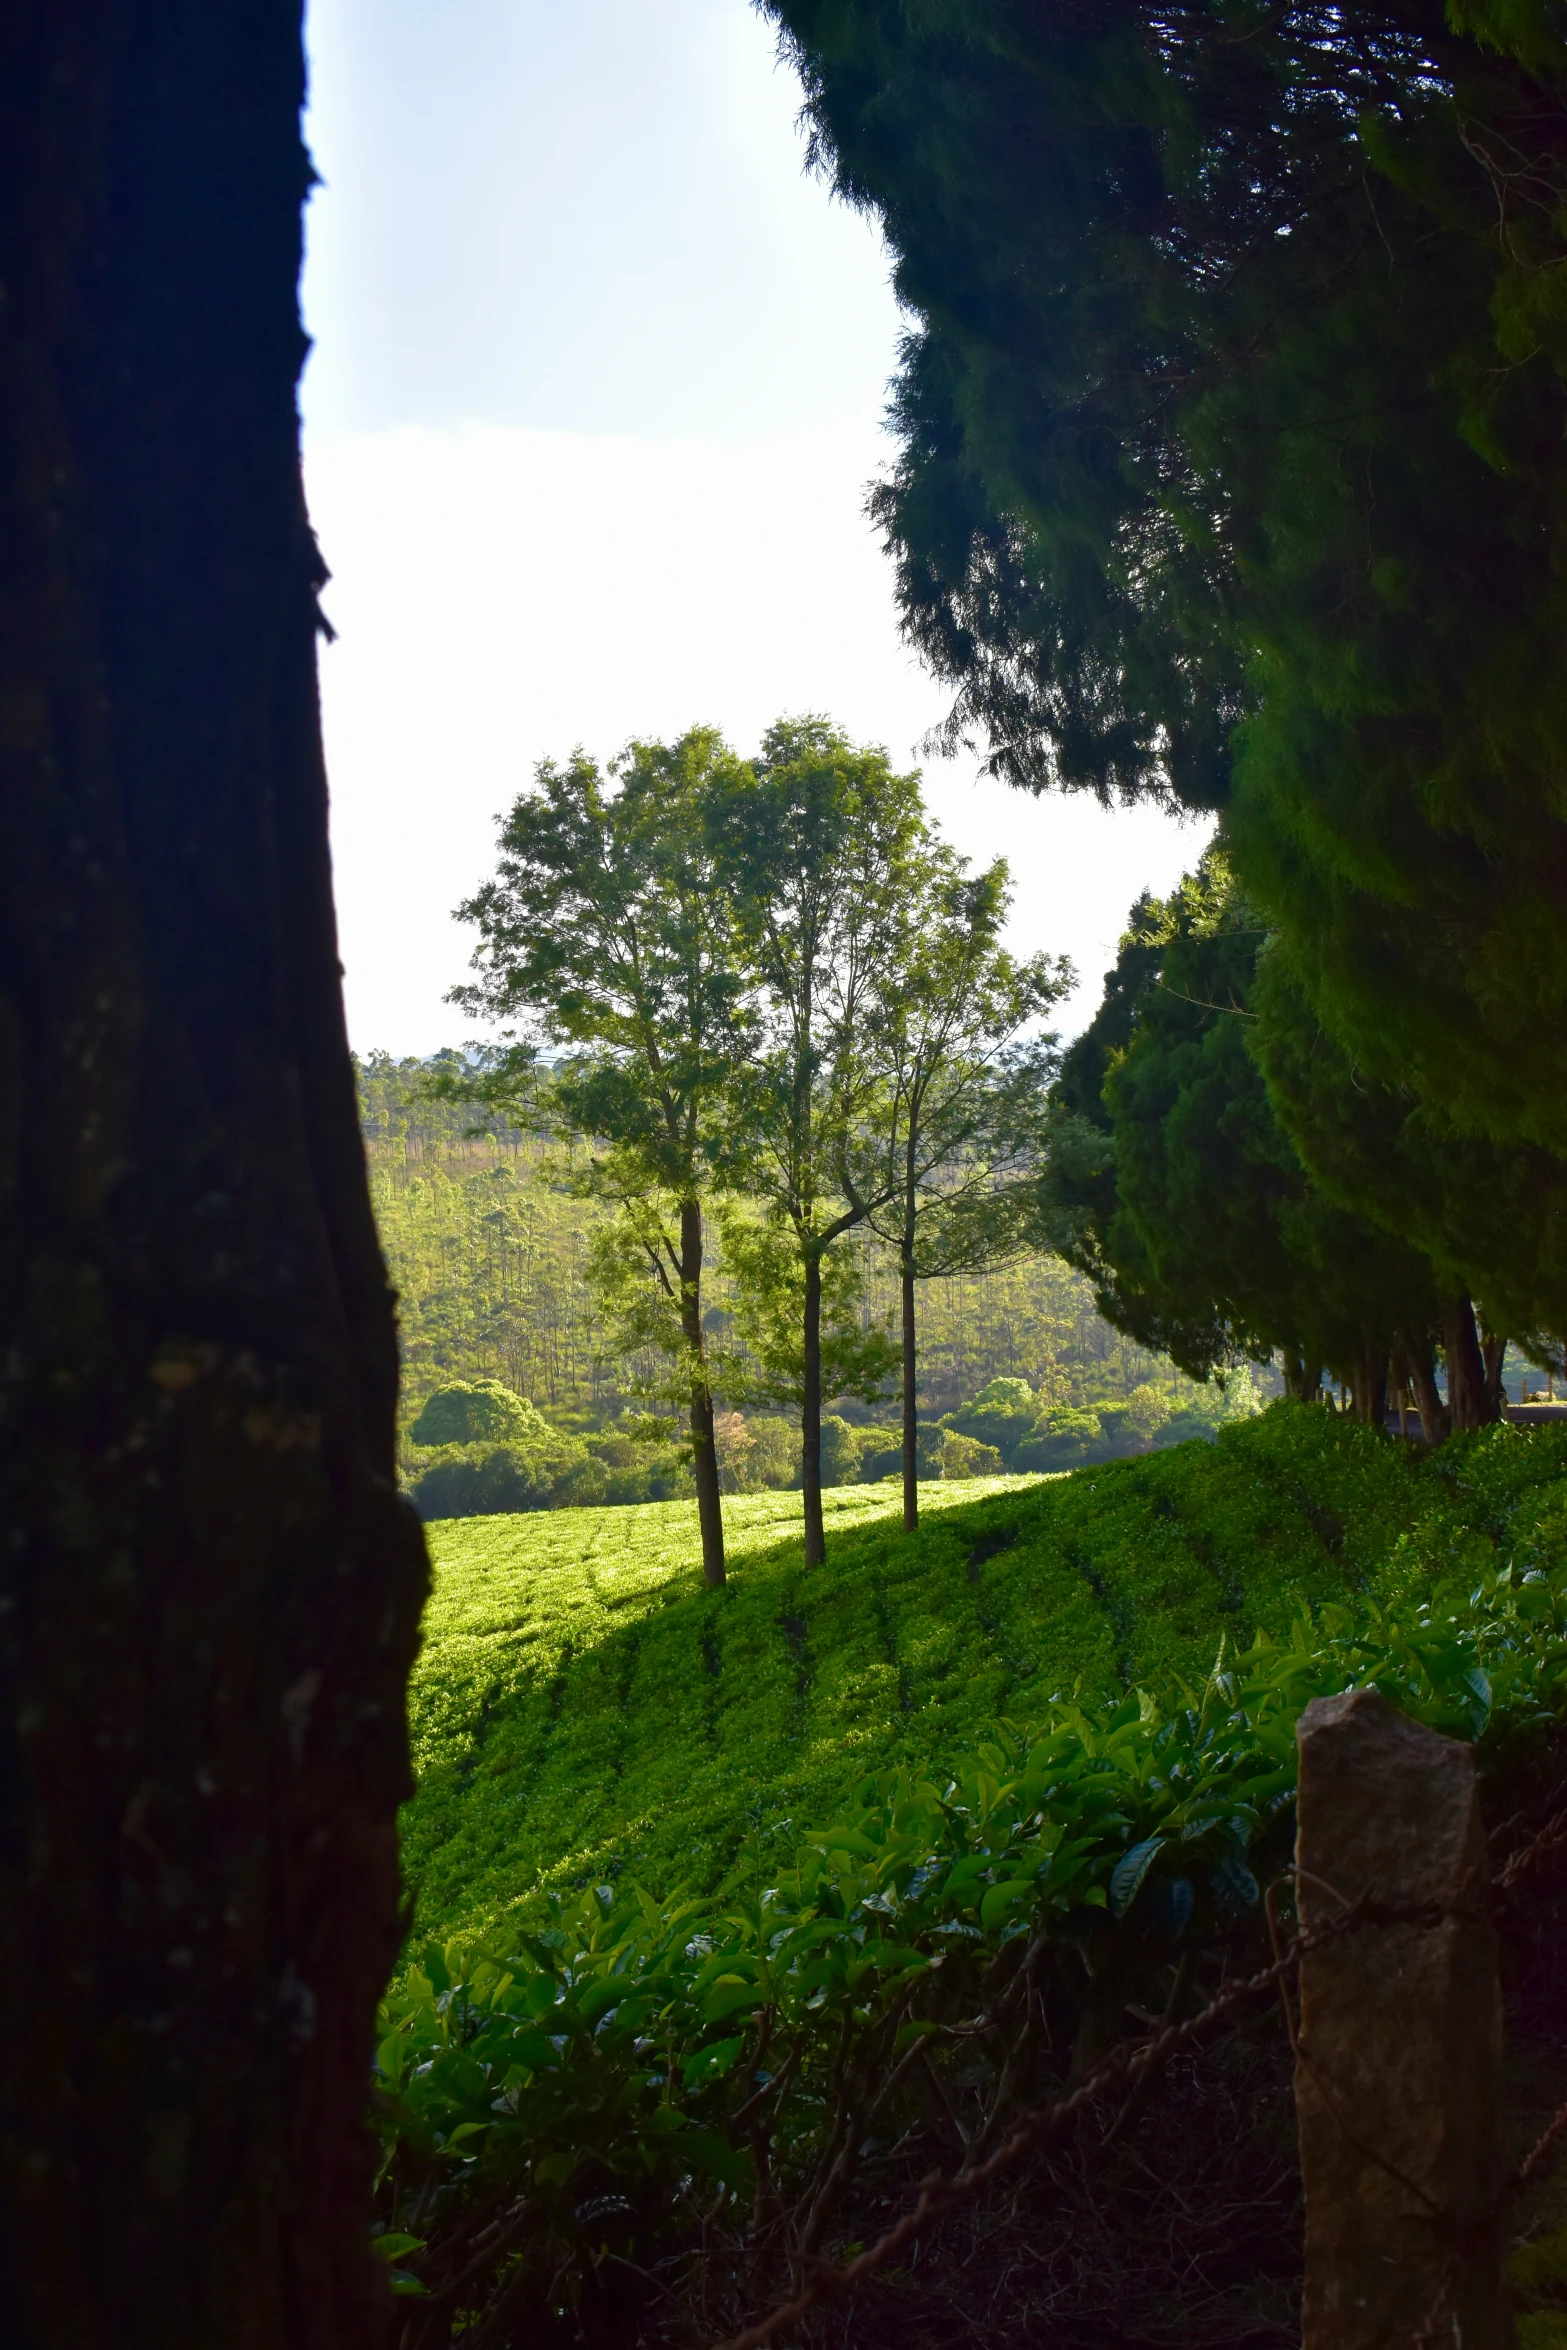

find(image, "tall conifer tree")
[763,0,1567,1207]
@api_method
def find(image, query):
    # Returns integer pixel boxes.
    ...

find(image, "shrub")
[1155,1404,1224,1448]
[710,1411,802,1492]
[409,1441,566,1520]
[409,1378,554,1448]
[584,1432,644,1471]
[943,1429,1005,1478]
[817,1415,899,1486]
[944,1375,1042,1461]
[819,1413,863,1487]
[1103,1381,1172,1452]
[860,1423,1005,1481]
[1015,1405,1108,1472]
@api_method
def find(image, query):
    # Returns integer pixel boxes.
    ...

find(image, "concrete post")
[1294,1689,1512,2349]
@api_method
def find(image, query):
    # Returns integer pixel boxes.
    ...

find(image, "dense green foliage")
[1049,853,1447,1409]
[410,1381,556,1449]
[375,1410,1567,2332]
[408,1417,696,1524]
[1048,851,1567,1433]
[704,717,951,1564]
[758,0,1567,1322]
[402,1368,1254,1521]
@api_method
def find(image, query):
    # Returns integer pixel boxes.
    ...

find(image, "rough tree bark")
[678,1199,726,1587]
[0,6,429,2346]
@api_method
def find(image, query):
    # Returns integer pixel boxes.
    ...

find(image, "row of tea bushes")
[374,1420,1567,2334]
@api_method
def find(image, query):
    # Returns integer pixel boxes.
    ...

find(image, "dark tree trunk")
[1400,1324,1451,1443]
[678,1199,725,1588]
[802,1249,825,1567]
[1352,1341,1388,1428]
[901,1199,918,1535]
[0,7,428,2345]
[1443,1296,1498,1431]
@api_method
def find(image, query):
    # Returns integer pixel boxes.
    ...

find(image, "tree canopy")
[448,715,1062,1568]
[450,727,753,1585]
[762,0,1567,1182]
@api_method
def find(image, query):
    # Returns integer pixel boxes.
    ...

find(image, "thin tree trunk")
[901,1197,918,1534]
[1480,1326,1508,1418]
[1391,1344,1410,1437]
[0,7,428,2342]
[1400,1324,1450,1443]
[1444,1296,1497,1431]
[679,1199,725,1588]
[802,1248,826,1566]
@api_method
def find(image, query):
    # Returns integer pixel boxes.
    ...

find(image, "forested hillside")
[358,1051,1235,1434]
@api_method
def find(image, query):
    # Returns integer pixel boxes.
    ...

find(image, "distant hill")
[357,1051,1253,1439]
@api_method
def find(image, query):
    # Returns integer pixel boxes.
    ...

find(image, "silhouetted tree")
[0,6,427,2341]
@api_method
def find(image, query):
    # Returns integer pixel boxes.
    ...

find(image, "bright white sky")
[301,0,1206,1052]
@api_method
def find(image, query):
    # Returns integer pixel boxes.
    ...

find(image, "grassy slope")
[403,1408,1444,1940]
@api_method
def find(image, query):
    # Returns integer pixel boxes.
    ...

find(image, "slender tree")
[450,729,750,1587]
[0,5,428,2341]
[717,1204,898,1446]
[861,849,1067,1528]
[709,718,921,1566]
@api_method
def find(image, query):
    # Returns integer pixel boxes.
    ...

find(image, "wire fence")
[715,1799,1567,2350]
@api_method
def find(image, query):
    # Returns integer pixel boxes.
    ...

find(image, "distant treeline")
[357,1052,1216,1431]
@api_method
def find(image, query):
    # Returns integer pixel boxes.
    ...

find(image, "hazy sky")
[301,0,1205,1051]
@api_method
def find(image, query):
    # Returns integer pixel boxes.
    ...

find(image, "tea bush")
[400,1407,1555,1939]
[376,1410,1567,2335]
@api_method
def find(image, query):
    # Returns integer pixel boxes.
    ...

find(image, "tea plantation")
[400,1405,1539,1942]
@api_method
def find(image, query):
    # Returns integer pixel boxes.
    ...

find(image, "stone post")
[1294,1689,1512,2349]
